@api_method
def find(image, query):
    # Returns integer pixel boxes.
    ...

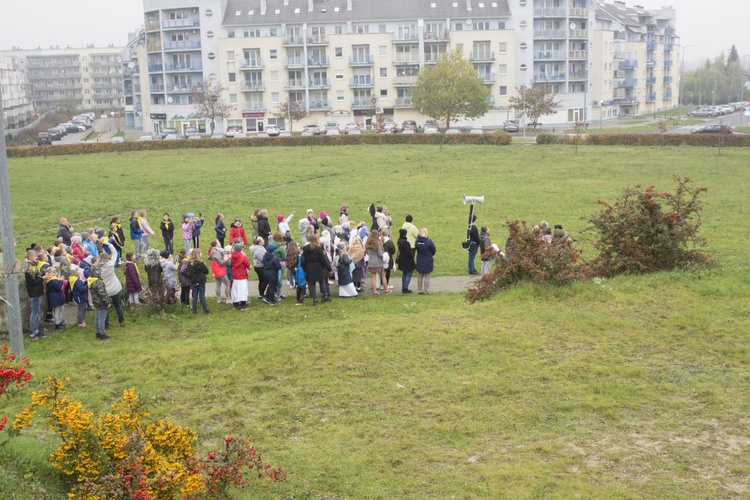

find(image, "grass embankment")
[1,145,748,498]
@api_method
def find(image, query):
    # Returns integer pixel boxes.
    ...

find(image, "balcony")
[665,43,674,52]
[163,40,201,50]
[664,59,673,68]
[352,99,376,109]
[647,41,656,51]
[309,78,331,88]
[241,58,264,69]
[646,59,656,68]
[242,104,266,112]
[306,36,328,45]
[308,101,330,110]
[394,98,413,108]
[149,84,165,92]
[285,79,305,89]
[568,72,586,80]
[646,94,656,102]
[569,7,588,17]
[148,63,164,72]
[393,76,418,86]
[569,29,587,39]
[392,34,419,43]
[135,103,142,111]
[349,76,373,88]
[424,31,449,41]
[534,73,567,82]
[285,57,304,68]
[569,50,588,60]
[241,82,265,92]
[134,84,141,93]
[616,78,637,88]
[165,62,203,72]
[618,59,638,69]
[147,43,162,53]
[646,76,656,85]
[470,51,495,62]
[534,7,566,17]
[424,54,447,64]
[616,97,639,106]
[145,20,160,32]
[307,56,329,67]
[536,51,566,60]
[162,17,199,29]
[534,29,567,39]
[349,55,374,66]
[663,76,673,84]
[283,37,304,46]
[166,83,196,92]
[664,90,673,100]
[393,56,420,65]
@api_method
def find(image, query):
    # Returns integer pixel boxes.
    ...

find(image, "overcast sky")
[0,0,747,67]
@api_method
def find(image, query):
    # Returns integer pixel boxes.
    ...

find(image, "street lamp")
[679,44,697,120]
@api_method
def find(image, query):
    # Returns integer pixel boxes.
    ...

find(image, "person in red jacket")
[208,240,231,304]
[230,243,251,311]
[229,217,248,245]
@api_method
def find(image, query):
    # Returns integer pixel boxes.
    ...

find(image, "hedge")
[6,132,512,158]
[536,132,750,147]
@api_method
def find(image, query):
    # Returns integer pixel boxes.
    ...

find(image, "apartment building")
[132,0,678,134]
[0,54,34,130]
[0,46,125,113]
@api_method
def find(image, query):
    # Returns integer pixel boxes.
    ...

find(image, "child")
[215,213,227,248]
[44,267,66,330]
[230,243,251,311]
[229,217,248,245]
[88,266,111,340]
[224,245,234,289]
[160,250,179,305]
[262,244,281,306]
[181,214,194,252]
[286,240,300,289]
[124,252,142,312]
[187,248,210,314]
[191,212,205,250]
[160,213,175,255]
[208,240,231,304]
[177,249,191,306]
[70,265,89,327]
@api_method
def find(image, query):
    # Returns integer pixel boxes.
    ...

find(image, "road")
[668,111,748,134]
[58,116,124,144]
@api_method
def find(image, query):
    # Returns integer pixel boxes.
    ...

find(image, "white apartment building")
[132,0,678,134]
[0,54,34,130]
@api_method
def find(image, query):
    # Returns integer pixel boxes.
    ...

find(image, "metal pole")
[679,44,697,121]
[0,84,25,356]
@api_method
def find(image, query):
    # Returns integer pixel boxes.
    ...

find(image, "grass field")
[1,144,749,498]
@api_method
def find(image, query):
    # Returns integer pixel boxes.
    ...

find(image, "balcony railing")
[149,84,165,92]
[394,98,413,108]
[616,97,639,105]
[242,104,266,112]
[569,7,588,17]
[165,62,203,71]
[568,72,586,80]
[146,20,160,31]
[646,94,656,102]
[646,76,656,85]
[569,50,588,59]
[534,29,566,38]
[665,43,674,52]
[146,43,162,52]
[569,29,587,38]
[241,82,265,91]
[166,83,196,92]
[241,59,264,69]
[285,79,305,89]
[663,76,673,84]
[534,7,566,16]
[148,63,164,72]
[619,59,638,69]
[163,40,201,50]
[536,51,566,60]
[162,17,199,29]
[283,37,304,46]
[424,31,449,41]
[308,100,330,110]
[349,55,374,65]
[664,59,673,68]
[309,78,331,87]
[664,91,673,99]
[285,57,304,67]
[352,99,376,109]
[470,51,495,62]
[393,34,419,42]
[349,76,373,87]
[306,36,328,45]
[394,55,420,65]
[393,76,418,86]
[616,78,637,88]
[307,56,329,67]
[534,73,567,81]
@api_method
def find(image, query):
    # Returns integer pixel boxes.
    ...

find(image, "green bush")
[536,133,750,147]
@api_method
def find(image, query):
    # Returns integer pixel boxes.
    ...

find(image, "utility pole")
[0,84,25,356]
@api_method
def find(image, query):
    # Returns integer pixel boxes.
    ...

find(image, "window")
[270,28,277,36]
[208,53,216,60]
[271,92,279,103]
[335,47,343,58]
[335,70,344,80]
[498,42,507,53]
[335,26,343,35]
[380,89,388,98]
[354,24,369,34]
[270,71,278,82]
[497,64,507,75]
[379,45,387,56]
[336,90,345,101]
[473,21,490,30]
[229,94,237,104]
[380,67,387,78]
[227,51,235,61]
[499,86,507,96]
[270,49,277,60]
[379,24,386,33]
[228,72,236,82]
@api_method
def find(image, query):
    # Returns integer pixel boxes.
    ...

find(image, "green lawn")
[1,144,748,498]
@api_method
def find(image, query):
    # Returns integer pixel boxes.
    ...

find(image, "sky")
[0,0,748,68]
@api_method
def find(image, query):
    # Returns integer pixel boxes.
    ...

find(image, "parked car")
[402,120,417,132]
[163,133,179,141]
[423,126,439,134]
[304,124,321,135]
[326,129,341,136]
[137,135,154,141]
[688,108,718,118]
[183,126,200,138]
[61,123,81,133]
[161,127,177,139]
[347,128,362,135]
[110,136,125,144]
[232,133,248,139]
[266,125,280,136]
[383,121,398,133]
[344,122,360,134]
[325,121,341,133]
[691,124,734,134]
[402,128,415,135]
[225,125,243,137]
[445,128,461,135]
[503,120,520,133]
[46,128,62,141]
[716,105,735,115]
[424,119,439,130]
[54,125,68,137]
[469,128,485,134]
[37,133,52,146]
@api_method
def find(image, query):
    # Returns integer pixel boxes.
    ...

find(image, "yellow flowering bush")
[12,376,283,498]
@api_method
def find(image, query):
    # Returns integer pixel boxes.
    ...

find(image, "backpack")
[295,254,307,287]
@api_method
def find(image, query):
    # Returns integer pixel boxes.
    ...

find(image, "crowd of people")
[22,204,439,341]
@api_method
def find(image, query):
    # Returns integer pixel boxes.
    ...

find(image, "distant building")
[0,54,34,129]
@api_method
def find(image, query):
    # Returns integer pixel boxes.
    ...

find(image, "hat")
[320,211,328,219]
[81,231,90,239]
[336,241,346,250]
[340,204,348,211]
[182,214,189,219]
[224,246,232,253]
[234,217,241,222]
[342,222,350,229]
[160,250,170,259]
[233,244,243,252]
[266,244,275,252]
[277,215,284,222]
[187,213,195,218]
[306,208,314,214]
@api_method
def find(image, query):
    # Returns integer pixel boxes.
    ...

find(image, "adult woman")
[381,228,396,290]
[365,232,391,295]
[97,242,125,327]
[257,209,272,246]
[348,235,366,292]
[108,216,125,267]
[415,228,436,295]
[334,241,358,298]
[215,213,227,248]
[187,248,210,314]
[302,234,331,305]
[396,228,416,293]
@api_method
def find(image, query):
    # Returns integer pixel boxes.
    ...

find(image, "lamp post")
[679,44,697,120]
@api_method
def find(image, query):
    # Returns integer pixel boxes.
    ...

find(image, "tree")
[272,100,307,133]
[508,84,561,128]
[192,79,233,134]
[411,49,490,129]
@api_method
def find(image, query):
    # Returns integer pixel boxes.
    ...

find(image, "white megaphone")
[463,195,484,205]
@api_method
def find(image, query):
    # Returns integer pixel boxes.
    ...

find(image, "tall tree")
[411,49,490,129]
[272,100,307,133]
[191,79,233,134]
[508,84,561,128]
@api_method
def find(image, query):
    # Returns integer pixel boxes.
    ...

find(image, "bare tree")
[272,100,307,133]
[192,79,233,134]
[509,84,561,128]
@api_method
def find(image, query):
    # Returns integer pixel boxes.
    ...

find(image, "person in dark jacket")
[192,212,205,250]
[129,211,144,260]
[44,267,66,330]
[177,249,191,306]
[70,265,89,328]
[395,228,416,293]
[302,234,331,305]
[160,213,175,255]
[257,209,272,246]
[467,214,480,275]
[24,249,48,339]
[262,244,282,305]
[57,217,74,246]
[108,216,126,267]
[88,265,111,340]
[215,213,227,248]
[415,228,437,295]
[187,248,210,314]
